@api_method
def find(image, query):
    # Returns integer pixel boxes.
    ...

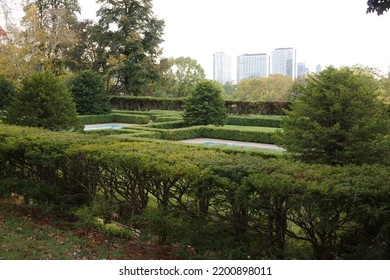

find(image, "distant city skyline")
[75,0,390,78]
[215,47,316,84]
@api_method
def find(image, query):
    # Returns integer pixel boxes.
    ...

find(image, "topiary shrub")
[69,70,111,115]
[183,80,227,126]
[4,72,79,130]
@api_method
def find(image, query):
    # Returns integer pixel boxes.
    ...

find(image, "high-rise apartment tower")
[213,52,232,85]
[271,47,297,79]
[237,53,269,83]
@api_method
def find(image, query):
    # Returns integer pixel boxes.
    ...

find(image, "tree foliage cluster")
[3,71,79,130]
[183,80,227,126]
[0,0,206,97]
[231,74,294,102]
[157,57,205,97]
[0,124,389,260]
[1,70,111,130]
[278,67,389,166]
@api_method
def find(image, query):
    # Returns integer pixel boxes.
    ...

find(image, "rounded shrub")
[183,80,227,126]
[4,71,78,130]
[69,70,111,115]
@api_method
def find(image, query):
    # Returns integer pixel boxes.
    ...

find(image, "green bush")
[69,70,111,115]
[4,72,79,130]
[278,67,390,165]
[183,80,227,126]
[0,76,16,110]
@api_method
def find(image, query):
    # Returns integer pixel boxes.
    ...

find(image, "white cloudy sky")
[57,0,390,78]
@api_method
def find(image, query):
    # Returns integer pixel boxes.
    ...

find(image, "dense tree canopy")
[183,80,227,126]
[95,0,165,95]
[277,67,389,166]
[231,75,294,102]
[157,57,206,97]
[4,72,78,130]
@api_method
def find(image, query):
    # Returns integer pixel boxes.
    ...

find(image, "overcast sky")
[79,0,390,78]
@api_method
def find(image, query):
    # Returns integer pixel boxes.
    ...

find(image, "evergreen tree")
[0,75,16,110]
[277,67,389,165]
[183,80,227,126]
[69,70,111,115]
[5,71,78,130]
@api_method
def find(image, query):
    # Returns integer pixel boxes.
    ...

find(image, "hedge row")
[112,110,183,122]
[111,110,283,128]
[110,96,290,115]
[1,124,389,259]
[226,115,284,128]
[118,125,277,144]
[110,96,185,111]
[78,114,150,125]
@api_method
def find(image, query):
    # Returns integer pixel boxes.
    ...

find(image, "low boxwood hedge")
[226,115,284,128]
[78,114,150,125]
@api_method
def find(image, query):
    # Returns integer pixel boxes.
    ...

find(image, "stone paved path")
[179,138,285,151]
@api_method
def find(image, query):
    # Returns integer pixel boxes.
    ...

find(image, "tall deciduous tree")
[4,71,78,130]
[277,67,389,166]
[20,0,80,74]
[158,57,206,97]
[95,0,165,95]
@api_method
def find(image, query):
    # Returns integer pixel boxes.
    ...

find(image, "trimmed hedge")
[154,116,183,123]
[78,114,114,124]
[113,114,150,124]
[0,124,389,260]
[110,96,185,111]
[200,126,276,143]
[110,96,290,115]
[120,125,277,144]
[226,115,284,128]
[78,114,150,125]
[225,100,290,115]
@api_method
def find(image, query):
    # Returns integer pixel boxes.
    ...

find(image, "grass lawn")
[0,197,176,260]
